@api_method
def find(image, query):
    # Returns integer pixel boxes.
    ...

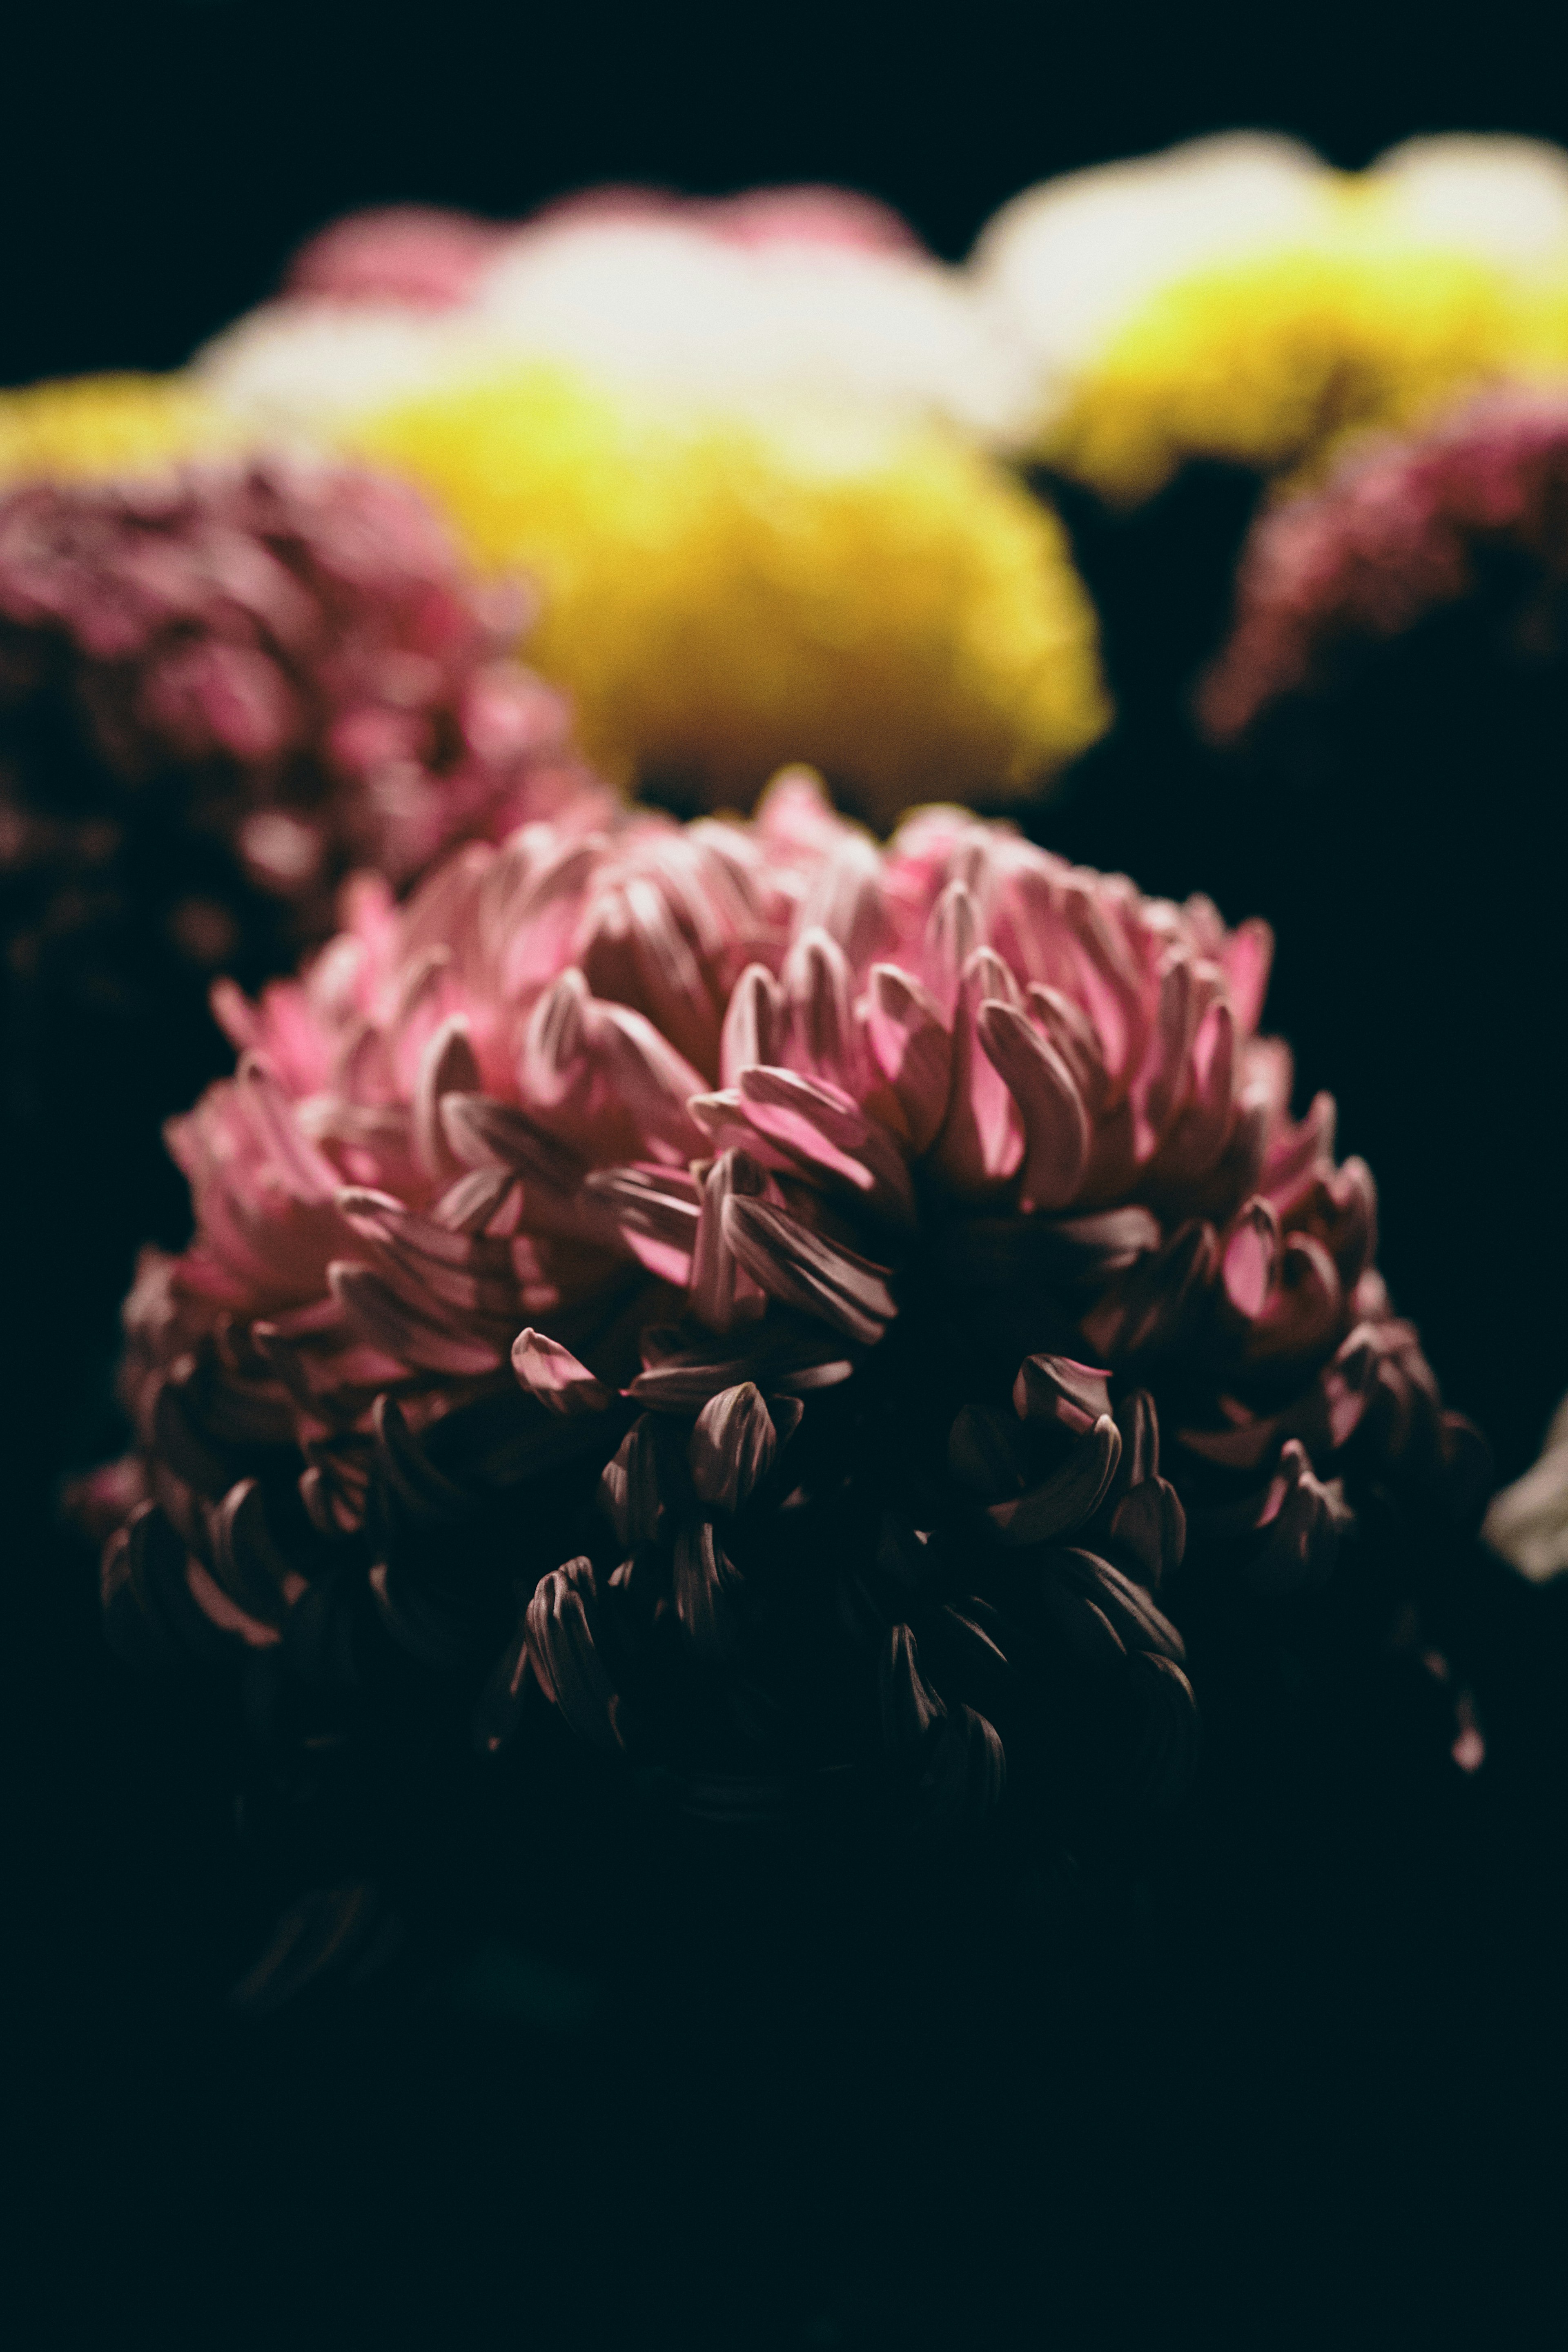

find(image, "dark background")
[9,6,1568,2345]
[10,0,1568,388]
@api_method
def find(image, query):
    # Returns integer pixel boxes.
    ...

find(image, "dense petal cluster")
[345,374,1107,825]
[1200,392,1568,739]
[97,775,1486,1887]
[975,134,1568,502]
[0,457,607,998]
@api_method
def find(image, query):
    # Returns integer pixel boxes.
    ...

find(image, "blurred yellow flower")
[978,136,1568,503]
[351,368,1108,828]
[0,374,236,485]
[1045,237,1539,504]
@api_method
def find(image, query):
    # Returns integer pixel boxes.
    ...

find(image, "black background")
[9,0,1568,388]
[9,6,1568,2346]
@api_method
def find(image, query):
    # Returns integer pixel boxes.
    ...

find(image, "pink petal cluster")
[523,184,924,255]
[0,458,606,984]
[282,188,923,310]
[1202,392,1568,740]
[283,206,516,310]
[99,774,1485,1858]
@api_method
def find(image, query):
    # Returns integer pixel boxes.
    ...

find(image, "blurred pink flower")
[99,775,1486,1870]
[0,458,609,990]
[1202,391,1568,739]
[529,184,925,254]
[283,207,514,309]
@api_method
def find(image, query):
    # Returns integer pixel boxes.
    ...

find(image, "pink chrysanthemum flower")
[1201,391,1568,740]
[0,457,608,996]
[98,774,1486,1915]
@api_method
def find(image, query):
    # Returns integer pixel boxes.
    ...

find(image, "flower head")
[974,134,1568,502]
[0,456,607,1006]
[98,774,1486,1917]
[345,372,1107,826]
[1200,390,1568,739]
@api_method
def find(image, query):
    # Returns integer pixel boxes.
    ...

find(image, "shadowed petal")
[439,1093,586,1193]
[583,1163,701,1285]
[1221,1197,1281,1321]
[987,1414,1122,1544]
[511,1327,612,1415]
[673,1517,746,1662]
[328,1258,504,1374]
[689,1382,780,1514]
[689,1149,776,1333]
[1013,1354,1113,1434]
[722,1196,896,1346]
[600,1413,670,1547]
[879,1622,946,1749]
[526,1558,624,1748]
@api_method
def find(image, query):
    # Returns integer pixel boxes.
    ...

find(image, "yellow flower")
[979,136,1568,503]
[350,368,1108,827]
[0,374,236,486]
[1046,235,1539,504]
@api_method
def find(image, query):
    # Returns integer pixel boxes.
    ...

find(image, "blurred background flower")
[0,456,600,989]
[1200,389,1568,738]
[1147,388,1568,1501]
[978,133,1568,503]
[199,183,1025,441]
[0,372,238,485]
[189,190,1103,826]
[348,373,1106,825]
[1,192,1108,837]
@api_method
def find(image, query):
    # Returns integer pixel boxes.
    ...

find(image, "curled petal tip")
[688,1382,779,1514]
[511,1327,611,1415]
